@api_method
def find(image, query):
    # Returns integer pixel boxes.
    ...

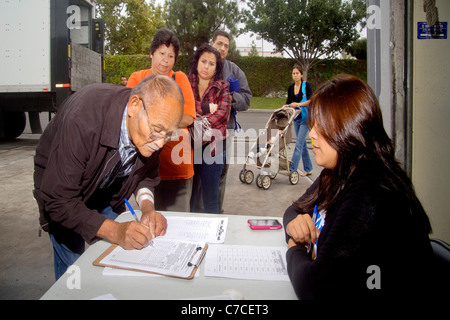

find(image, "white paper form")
[164,216,228,243]
[101,216,226,277]
[204,244,290,281]
[118,213,228,243]
[99,238,206,279]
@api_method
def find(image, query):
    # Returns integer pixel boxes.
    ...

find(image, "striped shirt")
[118,105,137,177]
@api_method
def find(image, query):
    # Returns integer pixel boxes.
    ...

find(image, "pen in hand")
[124,198,140,223]
[124,198,154,247]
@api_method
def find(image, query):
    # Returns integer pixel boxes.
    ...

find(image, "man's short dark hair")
[149,28,180,62]
[212,30,231,43]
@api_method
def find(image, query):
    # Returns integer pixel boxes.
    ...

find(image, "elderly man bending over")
[33,75,184,280]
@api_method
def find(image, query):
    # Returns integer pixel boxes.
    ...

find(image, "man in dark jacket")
[210,30,252,213]
[33,75,184,280]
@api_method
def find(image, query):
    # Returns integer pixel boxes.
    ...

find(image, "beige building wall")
[412,0,450,242]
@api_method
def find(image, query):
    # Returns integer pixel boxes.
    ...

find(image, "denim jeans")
[290,119,313,172]
[190,151,225,214]
[49,206,118,280]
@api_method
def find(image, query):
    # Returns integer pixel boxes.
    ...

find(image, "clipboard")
[93,241,208,280]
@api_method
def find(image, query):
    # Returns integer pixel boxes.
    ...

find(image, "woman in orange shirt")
[127,28,196,212]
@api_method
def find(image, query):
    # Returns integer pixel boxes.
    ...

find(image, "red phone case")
[248,219,282,230]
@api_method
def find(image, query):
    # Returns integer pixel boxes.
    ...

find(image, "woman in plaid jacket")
[188,44,232,213]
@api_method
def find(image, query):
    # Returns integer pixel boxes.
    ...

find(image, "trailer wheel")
[0,111,26,140]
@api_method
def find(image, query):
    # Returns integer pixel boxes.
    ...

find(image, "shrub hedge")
[105,55,366,97]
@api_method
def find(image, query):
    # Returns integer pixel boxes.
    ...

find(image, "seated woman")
[283,74,434,299]
[188,44,231,213]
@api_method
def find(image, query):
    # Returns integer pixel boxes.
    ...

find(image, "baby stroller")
[239,107,300,190]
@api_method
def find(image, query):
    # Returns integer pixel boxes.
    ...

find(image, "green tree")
[248,41,259,57]
[96,0,166,55]
[165,0,242,58]
[244,0,365,80]
[348,38,367,60]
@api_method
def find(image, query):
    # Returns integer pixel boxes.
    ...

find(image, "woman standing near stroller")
[283,64,313,177]
[188,44,231,213]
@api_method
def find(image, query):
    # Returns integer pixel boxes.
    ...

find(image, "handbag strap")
[301,81,307,102]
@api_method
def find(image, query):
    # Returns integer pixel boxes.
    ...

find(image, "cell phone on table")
[248,219,282,230]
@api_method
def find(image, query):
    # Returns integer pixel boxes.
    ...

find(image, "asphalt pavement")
[0,109,321,299]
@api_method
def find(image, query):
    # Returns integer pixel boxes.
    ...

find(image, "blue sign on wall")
[418,22,447,39]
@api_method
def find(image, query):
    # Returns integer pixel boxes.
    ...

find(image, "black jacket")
[283,169,434,299]
[34,84,161,245]
[285,81,312,105]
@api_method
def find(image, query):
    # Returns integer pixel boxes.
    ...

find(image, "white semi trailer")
[0,0,104,139]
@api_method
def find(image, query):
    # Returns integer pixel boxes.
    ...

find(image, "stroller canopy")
[269,107,297,130]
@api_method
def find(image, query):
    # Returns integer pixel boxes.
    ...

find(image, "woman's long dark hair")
[188,44,223,82]
[296,74,429,232]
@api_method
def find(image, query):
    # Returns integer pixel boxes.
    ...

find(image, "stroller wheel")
[244,170,254,184]
[256,174,263,188]
[261,175,271,190]
[269,171,277,179]
[289,170,299,185]
[239,169,246,183]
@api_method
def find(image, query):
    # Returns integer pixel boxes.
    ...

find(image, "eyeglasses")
[139,98,178,143]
